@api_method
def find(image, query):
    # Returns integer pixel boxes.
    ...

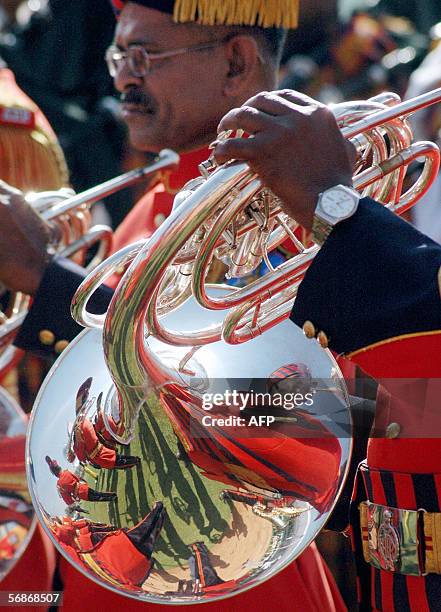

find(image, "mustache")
[120,89,155,110]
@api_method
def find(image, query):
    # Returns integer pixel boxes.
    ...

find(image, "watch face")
[321,188,357,218]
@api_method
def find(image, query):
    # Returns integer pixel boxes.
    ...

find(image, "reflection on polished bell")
[0,387,36,580]
[27,290,351,604]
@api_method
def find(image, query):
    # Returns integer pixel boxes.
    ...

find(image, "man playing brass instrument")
[213,89,441,611]
[0,1,347,611]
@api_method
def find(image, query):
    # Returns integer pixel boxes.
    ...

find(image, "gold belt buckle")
[361,502,422,576]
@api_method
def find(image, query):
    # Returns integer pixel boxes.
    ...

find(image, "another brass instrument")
[0,387,36,580]
[0,150,179,376]
[27,89,441,604]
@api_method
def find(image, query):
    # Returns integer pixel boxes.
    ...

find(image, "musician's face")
[113,4,236,153]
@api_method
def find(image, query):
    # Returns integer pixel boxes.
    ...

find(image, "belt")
[360,501,441,576]
[88,442,103,461]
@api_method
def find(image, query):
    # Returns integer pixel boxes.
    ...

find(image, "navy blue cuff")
[14,257,113,357]
[291,198,441,354]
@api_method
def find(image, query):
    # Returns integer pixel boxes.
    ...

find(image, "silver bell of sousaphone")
[27,88,441,603]
[0,387,36,580]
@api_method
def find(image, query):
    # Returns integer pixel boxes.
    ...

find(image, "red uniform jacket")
[292,197,441,611]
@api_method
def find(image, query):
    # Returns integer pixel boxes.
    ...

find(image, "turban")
[0,68,69,192]
[111,0,299,29]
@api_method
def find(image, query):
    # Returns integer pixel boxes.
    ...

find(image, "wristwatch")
[312,184,360,246]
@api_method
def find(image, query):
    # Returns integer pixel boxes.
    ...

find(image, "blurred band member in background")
[0,57,69,594]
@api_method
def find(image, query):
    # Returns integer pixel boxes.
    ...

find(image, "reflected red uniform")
[0,500,33,529]
[78,530,153,589]
[57,470,89,505]
[52,517,90,547]
[160,391,341,513]
[73,419,116,468]
[94,410,118,447]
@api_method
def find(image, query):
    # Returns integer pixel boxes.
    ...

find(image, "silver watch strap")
[312,215,333,246]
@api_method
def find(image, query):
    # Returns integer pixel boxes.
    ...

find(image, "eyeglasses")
[105,40,225,78]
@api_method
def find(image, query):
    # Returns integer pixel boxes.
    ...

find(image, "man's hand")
[0,180,55,294]
[213,90,356,231]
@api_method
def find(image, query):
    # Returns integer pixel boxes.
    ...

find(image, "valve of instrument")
[25,188,75,214]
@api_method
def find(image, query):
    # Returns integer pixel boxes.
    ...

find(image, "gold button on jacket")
[385,422,401,439]
[55,340,69,354]
[39,329,55,346]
